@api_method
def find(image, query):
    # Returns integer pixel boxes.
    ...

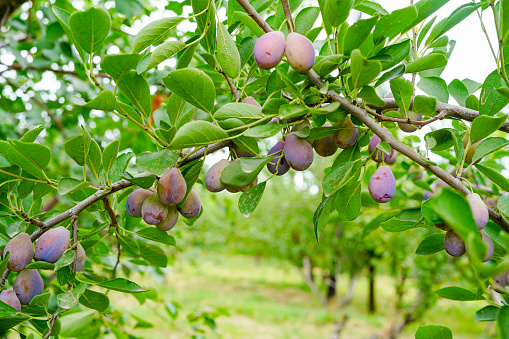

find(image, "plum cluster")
[126,168,201,230]
[0,226,86,310]
[367,135,397,203]
[254,31,315,73]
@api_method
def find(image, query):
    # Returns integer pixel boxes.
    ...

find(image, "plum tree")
[313,122,338,157]
[205,159,231,192]
[4,233,34,272]
[35,227,70,263]
[284,133,314,171]
[253,31,286,70]
[285,32,316,73]
[368,166,396,203]
[0,290,21,312]
[467,193,489,229]
[158,168,187,206]
[267,141,290,175]
[141,193,168,225]
[178,189,202,219]
[444,231,466,257]
[13,269,44,305]
[332,117,358,149]
[126,189,152,218]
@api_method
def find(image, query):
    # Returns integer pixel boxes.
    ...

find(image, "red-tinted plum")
[205,159,230,192]
[157,168,187,206]
[13,269,44,305]
[467,193,489,229]
[313,122,338,157]
[368,165,396,203]
[0,290,21,311]
[178,189,201,219]
[444,231,466,257]
[368,135,394,163]
[156,206,179,231]
[126,189,152,218]
[285,32,315,73]
[35,226,70,264]
[267,141,290,175]
[253,31,286,70]
[242,96,261,107]
[284,133,314,171]
[142,193,168,225]
[4,232,34,272]
[333,117,358,149]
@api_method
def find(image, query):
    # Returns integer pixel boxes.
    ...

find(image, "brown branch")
[234,0,509,234]
[367,108,448,127]
[221,71,240,101]
[280,0,295,32]
[71,216,78,273]
[103,197,121,279]
[41,196,59,212]
[43,306,62,339]
[13,207,44,227]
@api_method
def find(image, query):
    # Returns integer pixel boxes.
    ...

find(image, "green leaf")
[244,124,284,138]
[343,15,379,56]
[277,68,303,101]
[373,5,418,45]
[217,23,240,79]
[117,101,143,125]
[475,164,509,191]
[136,228,176,245]
[117,71,151,119]
[375,64,406,87]
[144,41,186,72]
[26,261,55,270]
[120,172,156,189]
[381,218,429,232]
[58,283,86,309]
[415,325,452,339]
[170,121,228,149]
[475,305,499,322]
[20,126,45,143]
[472,137,509,166]
[405,53,447,73]
[390,78,414,115]
[136,149,179,176]
[232,12,265,37]
[498,306,509,337]
[417,76,449,103]
[322,161,354,196]
[53,6,88,64]
[435,286,483,301]
[470,115,508,143]
[0,140,50,180]
[358,86,384,107]
[413,95,437,115]
[133,17,185,53]
[377,39,411,71]
[312,55,346,77]
[415,233,445,255]
[102,140,119,175]
[448,79,469,107]
[214,103,263,123]
[238,182,266,217]
[58,178,90,196]
[69,7,111,54]
[118,234,140,256]
[163,69,216,112]
[480,67,509,116]
[335,182,361,221]
[73,90,117,111]
[64,136,85,166]
[322,0,354,29]
[100,53,142,80]
[192,0,216,52]
[295,7,320,36]
[97,278,146,293]
[54,250,76,271]
[29,292,50,307]
[138,242,168,267]
[350,49,381,89]
[406,0,451,31]
[221,157,272,187]
[313,195,334,241]
[79,289,110,312]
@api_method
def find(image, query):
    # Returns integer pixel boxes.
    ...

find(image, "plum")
[333,117,358,149]
[493,271,509,294]
[0,290,21,311]
[313,122,338,157]
[444,231,466,257]
[243,96,261,107]
[126,189,152,218]
[284,133,314,171]
[205,159,230,192]
[481,230,494,262]
[142,193,168,225]
[240,177,258,192]
[385,151,397,165]
[13,269,44,305]
[398,111,422,133]
[285,32,315,73]
[4,232,34,272]
[156,206,179,231]
[35,226,70,264]
[467,193,489,229]
[75,244,86,272]
[409,166,423,181]
[423,191,433,201]
[368,135,394,163]
[435,222,451,231]
[178,189,201,219]
[368,165,396,203]
[232,144,255,158]
[253,31,286,70]
[267,141,290,175]
[157,168,187,206]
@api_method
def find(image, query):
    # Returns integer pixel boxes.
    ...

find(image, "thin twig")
[366,108,448,126]
[280,0,295,32]
[13,207,44,227]
[221,71,240,101]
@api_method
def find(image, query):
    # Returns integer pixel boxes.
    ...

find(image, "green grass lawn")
[109,252,491,339]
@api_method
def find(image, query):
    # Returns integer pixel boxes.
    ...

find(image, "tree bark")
[368,263,376,314]
[0,0,25,27]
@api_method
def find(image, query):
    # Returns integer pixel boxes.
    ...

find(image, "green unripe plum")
[254,31,286,70]
[158,168,187,206]
[368,165,396,203]
[481,230,494,262]
[333,117,358,149]
[178,189,202,219]
[444,230,466,257]
[13,269,44,305]
[35,226,70,264]
[465,141,481,165]
[142,193,168,225]
[156,206,179,231]
[493,271,509,294]
[4,233,34,272]
[75,244,86,272]
[126,189,152,218]
[313,122,338,157]
[398,111,422,133]
[285,32,315,73]
[284,133,314,171]
[243,96,261,107]
[467,193,489,229]
[205,159,230,192]
[0,290,21,311]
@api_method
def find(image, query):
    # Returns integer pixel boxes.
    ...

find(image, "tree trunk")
[0,0,25,27]
[368,263,376,313]
[326,260,338,301]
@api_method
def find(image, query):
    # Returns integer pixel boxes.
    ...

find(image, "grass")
[110,252,492,339]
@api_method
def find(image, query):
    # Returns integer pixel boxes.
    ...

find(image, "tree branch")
[220,71,240,101]
[367,108,448,127]
[280,0,295,32]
